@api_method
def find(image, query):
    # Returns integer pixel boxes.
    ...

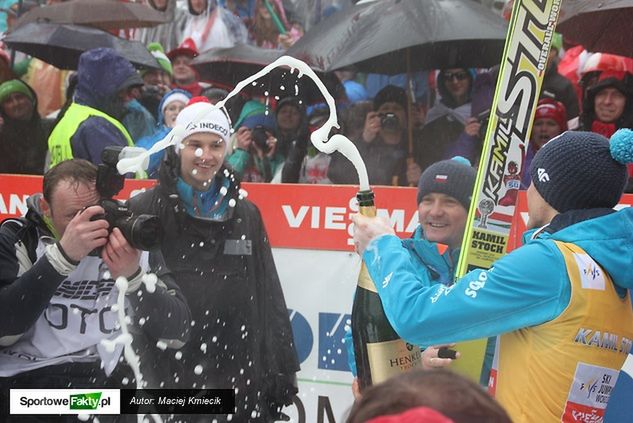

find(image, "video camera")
[91,146,162,253]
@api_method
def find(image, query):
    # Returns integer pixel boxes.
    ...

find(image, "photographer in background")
[0,159,190,416]
[328,85,414,186]
[227,100,284,182]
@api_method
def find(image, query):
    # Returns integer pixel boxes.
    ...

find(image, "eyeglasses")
[444,71,469,82]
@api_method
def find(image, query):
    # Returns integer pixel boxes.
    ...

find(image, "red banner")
[0,175,418,252]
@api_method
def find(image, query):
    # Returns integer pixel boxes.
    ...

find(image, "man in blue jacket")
[48,48,143,167]
[352,130,633,422]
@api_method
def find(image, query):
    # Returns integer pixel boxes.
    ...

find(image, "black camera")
[91,146,162,254]
[379,112,400,131]
[251,125,271,153]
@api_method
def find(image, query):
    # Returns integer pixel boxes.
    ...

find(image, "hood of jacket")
[528,208,633,290]
[74,48,141,119]
[157,146,241,223]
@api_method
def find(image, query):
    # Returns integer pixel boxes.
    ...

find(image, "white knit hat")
[174,102,231,153]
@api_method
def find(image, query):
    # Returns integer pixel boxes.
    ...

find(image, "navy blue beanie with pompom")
[530,130,633,212]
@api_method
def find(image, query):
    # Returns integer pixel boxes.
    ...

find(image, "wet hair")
[43,159,97,204]
[346,369,512,423]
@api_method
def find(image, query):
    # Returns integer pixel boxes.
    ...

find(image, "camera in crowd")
[90,146,162,254]
[476,108,491,139]
[379,112,400,131]
[251,124,271,153]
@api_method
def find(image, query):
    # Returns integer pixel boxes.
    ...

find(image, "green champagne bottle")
[351,190,422,391]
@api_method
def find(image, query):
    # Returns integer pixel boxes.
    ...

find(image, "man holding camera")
[0,159,190,410]
[328,85,415,186]
[228,100,284,182]
[127,100,300,422]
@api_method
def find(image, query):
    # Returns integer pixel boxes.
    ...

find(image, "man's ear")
[40,196,51,218]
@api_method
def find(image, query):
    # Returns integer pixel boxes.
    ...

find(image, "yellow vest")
[489,241,633,422]
[48,102,134,167]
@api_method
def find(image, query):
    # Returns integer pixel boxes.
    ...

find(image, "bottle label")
[366,339,422,384]
[358,263,377,293]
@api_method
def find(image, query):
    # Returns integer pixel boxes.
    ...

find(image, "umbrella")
[4,22,160,70]
[192,44,285,85]
[15,0,168,31]
[285,0,507,74]
[192,44,344,104]
[558,0,633,58]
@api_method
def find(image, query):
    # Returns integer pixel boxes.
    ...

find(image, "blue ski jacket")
[363,208,633,347]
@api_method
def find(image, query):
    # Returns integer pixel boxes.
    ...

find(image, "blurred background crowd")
[1,0,632,194]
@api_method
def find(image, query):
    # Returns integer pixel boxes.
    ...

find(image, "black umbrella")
[4,22,160,70]
[192,44,344,105]
[15,0,168,31]
[558,0,633,58]
[286,0,507,74]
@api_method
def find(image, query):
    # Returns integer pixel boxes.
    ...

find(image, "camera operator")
[228,100,283,182]
[328,85,414,186]
[0,159,190,416]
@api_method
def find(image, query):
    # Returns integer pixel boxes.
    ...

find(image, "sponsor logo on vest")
[574,328,633,354]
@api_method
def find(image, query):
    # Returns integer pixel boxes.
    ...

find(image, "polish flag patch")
[435,174,448,183]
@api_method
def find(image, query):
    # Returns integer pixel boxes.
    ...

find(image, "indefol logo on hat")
[537,168,550,182]
[434,174,448,183]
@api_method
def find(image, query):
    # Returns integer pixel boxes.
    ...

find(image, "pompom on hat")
[530,130,633,212]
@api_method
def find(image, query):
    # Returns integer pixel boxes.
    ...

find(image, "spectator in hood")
[416,68,494,173]
[47,48,142,169]
[181,0,247,52]
[228,100,283,182]
[0,79,52,174]
[132,0,186,52]
[121,87,157,143]
[167,38,206,97]
[127,101,299,422]
[137,89,191,178]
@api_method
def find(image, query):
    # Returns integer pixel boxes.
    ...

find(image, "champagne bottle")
[351,190,422,391]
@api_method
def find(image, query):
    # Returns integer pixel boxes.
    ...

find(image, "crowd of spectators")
[0,0,631,195]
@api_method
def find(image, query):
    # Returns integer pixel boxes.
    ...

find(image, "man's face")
[43,180,100,237]
[143,70,162,86]
[172,55,196,84]
[530,118,562,149]
[276,104,301,133]
[163,101,185,128]
[1,92,34,121]
[418,193,467,250]
[594,87,626,123]
[526,183,554,229]
[180,132,226,191]
[443,68,471,103]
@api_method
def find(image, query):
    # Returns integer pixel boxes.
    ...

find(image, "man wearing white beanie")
[128,99,300,422]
